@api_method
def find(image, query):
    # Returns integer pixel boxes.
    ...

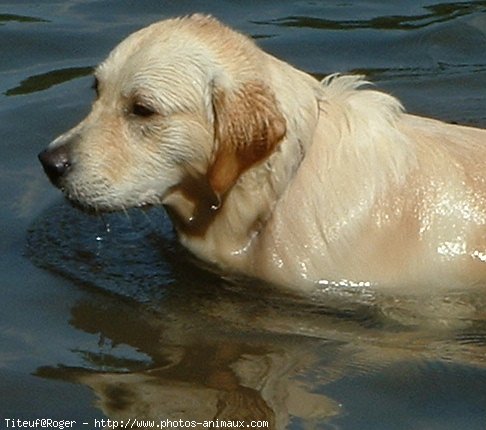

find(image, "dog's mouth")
[62,182,162,216]
[38,147,166,216]
[66,199,100,216]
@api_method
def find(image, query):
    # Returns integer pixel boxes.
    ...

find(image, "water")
[1,1,486,429]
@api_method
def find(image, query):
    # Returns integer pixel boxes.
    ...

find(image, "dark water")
[2,1,486,429]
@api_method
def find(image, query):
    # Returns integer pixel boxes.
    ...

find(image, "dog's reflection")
[36,277,486,429]
[38,292,342,428]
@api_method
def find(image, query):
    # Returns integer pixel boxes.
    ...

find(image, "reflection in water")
[4,67,94,96]
[37,294,341,428]
[27,203,486,428]
[0,14,48,25]
[258,2,486,31]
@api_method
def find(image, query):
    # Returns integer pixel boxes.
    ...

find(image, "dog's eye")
[132,102,156,118]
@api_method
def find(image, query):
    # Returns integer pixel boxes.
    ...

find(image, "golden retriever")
[38,14,486,293]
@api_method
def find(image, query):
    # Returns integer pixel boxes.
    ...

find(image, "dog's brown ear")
[208,80,286,199]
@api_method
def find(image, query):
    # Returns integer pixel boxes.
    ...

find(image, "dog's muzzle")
[38,145,71,187]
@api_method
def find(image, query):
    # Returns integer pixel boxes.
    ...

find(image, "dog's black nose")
[38,145,71,186]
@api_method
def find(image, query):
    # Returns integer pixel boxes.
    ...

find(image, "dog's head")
[39,15,286,233]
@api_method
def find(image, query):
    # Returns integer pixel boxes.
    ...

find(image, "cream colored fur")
[43,15,486,293]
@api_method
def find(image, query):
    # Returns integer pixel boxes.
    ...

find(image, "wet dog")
[39,14,486,292]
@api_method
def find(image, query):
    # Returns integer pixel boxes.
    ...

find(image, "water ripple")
[257,1,486,31]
